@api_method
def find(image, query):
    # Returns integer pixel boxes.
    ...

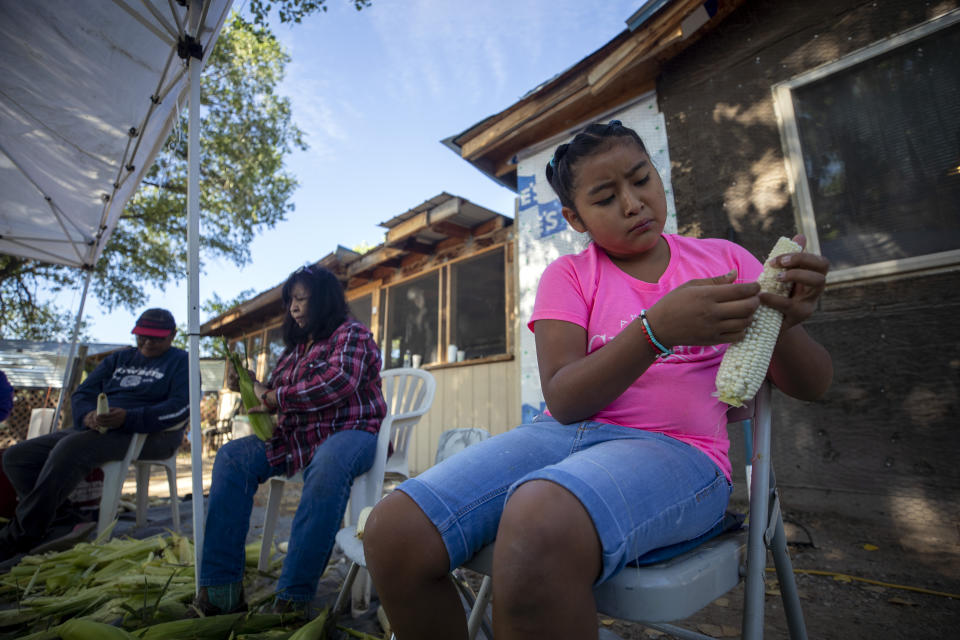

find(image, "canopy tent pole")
[185,0,205,588]
[51,268,93,431]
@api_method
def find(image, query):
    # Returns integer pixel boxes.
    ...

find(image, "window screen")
[385,271,439,368]
[450,249,507,359]
[348,293,373,332]
[791,21,960,270]
[265,326,285,373]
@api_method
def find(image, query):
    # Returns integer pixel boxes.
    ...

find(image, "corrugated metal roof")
[0,341,128,389]
[0,340,224,391]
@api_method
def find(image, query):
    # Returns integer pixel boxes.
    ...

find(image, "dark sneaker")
[267,596,313,618]
[28,521,96,555]
[188,585,248,617]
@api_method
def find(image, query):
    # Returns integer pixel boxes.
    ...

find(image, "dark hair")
[545,120,648,211]
[281,265,348,347]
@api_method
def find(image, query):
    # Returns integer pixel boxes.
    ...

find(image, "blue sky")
[78,0,644,343]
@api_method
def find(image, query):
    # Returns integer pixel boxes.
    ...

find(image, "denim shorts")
[398,416,731,584]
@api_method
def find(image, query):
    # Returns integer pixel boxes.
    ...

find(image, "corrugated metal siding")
[407,359,521,475]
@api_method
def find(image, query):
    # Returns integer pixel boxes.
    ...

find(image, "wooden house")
[200,193,520,473]
[443,0,960,544]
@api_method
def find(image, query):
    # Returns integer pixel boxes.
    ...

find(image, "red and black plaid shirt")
[265,319,386,476]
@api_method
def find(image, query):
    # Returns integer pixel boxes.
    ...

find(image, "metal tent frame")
[0,0,235,582]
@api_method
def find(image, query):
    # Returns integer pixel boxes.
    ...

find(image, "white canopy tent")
[0,0,234,578]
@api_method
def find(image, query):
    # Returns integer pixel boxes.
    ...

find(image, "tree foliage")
[172,288,257,355]
[248,0,371,26]
[0,13,306,339]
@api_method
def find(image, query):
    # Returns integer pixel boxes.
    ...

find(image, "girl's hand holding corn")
[756,234,829,333]
[644,271,761,349]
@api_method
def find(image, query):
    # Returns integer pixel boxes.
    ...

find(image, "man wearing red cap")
[0,309,189,562]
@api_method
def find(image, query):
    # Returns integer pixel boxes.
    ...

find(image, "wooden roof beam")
[467,73,657,168]
[385,211,428,245]
[398,238,436,255]
[459,75,589,161]
[346,247,404,278]
[431,220,471,238]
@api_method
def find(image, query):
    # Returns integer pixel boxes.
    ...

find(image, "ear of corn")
[714,236,802,407]
[96,393,109,416]
[57,617,137,640]
[133,612,245,638]
[94,393,110,433]
[0,532,351,638]
[355,506,374,539]
[286,607,329,640]
[223,338,275,441]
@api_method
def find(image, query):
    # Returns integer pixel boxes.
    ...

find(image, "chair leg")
[258,477,286,572]
[350,567,372,616]
[334,561,361,616]
[135,463,151,529]
[165,462,180,533]
[770,511,808,639]
[97,462,127,537]
[466,575,492,640]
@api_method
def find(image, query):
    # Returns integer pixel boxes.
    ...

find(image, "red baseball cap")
[132,308,176,337]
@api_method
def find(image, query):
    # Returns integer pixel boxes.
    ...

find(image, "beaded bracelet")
[640,309,673,359]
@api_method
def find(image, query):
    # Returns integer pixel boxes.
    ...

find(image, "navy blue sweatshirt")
[71,347,189,433]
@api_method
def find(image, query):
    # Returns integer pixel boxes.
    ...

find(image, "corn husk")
[223,338,275,441]
[58,617,137,639]
[0,533,356,639]
[287,608,328,640]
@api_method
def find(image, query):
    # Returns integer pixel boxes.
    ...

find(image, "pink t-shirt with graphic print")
[528,234,764,479]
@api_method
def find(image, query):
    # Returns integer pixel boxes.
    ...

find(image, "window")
[378,245,511,367]
[774,12,960,282]
[348,293,373,331]
[384,271,439,368]
[450,248,506,359]
[246,333,263,375]
[264,326,285,372]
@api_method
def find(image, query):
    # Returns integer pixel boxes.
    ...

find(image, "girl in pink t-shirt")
[365,121,833,639]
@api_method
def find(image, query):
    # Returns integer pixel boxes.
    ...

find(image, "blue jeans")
[199,430,376,601]
[399,416,731,584]
[1,427,183,553]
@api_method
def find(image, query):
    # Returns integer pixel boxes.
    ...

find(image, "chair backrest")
[27,408,56,439]
[435,427,491,465]
[380,368,438,478]
[345,367,436,524]
[219,396,243,427]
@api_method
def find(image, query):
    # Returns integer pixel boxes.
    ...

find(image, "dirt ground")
[592,505,960,639]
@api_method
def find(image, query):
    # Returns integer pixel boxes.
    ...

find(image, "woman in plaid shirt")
[195,266,386,616]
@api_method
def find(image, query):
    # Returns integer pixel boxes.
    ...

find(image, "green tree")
[172,289,257,355]
[0,14,305,339]
[248,0,371,25]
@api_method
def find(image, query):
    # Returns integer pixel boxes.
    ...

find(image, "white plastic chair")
[27,408,56,439]
[459,383,808,640]
[97,422,185,537]
[258,368,436,575]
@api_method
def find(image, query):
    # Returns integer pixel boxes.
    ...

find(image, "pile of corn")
[0,528,380,640]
